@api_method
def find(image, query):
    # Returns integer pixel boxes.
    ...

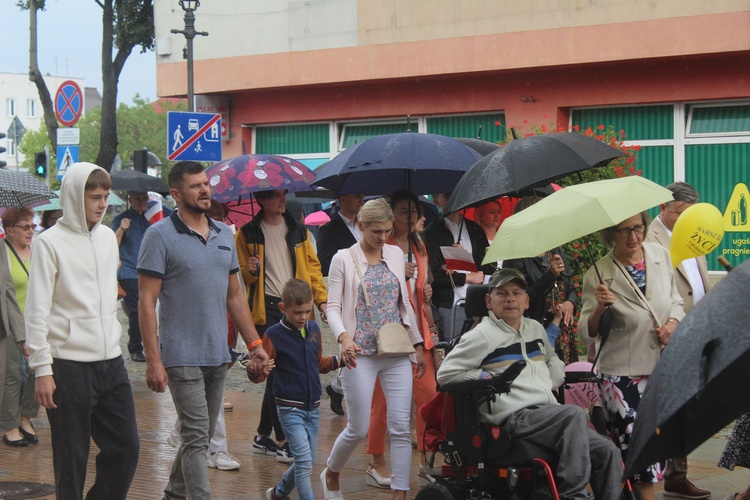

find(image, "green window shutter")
[689,105,750,134]
[427,113,506,143]
[572,106,673,141]
[631,146,674,220]
[255,124,329,155]
[341,123,409,149]
[685,143,750,271]
[635,146,674,187]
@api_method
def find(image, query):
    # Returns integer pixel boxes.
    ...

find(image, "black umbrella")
[454,137,500,157]
[110,169,169,194]
[624,258,750,479]
[0,170,58,208]
[444,132,625,213]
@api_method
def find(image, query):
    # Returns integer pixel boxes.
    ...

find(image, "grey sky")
[2,0,157,105]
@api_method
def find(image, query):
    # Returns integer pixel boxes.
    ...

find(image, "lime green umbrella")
[33,190,125,212]
[483,176,674,264]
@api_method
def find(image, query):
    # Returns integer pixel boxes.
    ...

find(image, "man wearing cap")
[112,192,171,362]
[437,268,622,500]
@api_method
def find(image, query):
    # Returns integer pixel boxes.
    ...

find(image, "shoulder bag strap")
[4,240,29,277]
[611,254,662,329]
[349,247,370,307]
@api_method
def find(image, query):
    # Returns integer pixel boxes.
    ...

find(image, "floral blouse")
[353,261,401,355]
[624,259,647,294]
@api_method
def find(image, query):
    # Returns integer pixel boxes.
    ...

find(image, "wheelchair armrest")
[434,340,457,355]
[564,371,598,384]
[439,360,527,394]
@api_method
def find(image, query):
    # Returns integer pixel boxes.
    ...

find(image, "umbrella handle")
[560,259,581,279]
[590,306,614,373]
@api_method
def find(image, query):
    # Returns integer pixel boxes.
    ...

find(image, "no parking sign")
[54,80,83,127]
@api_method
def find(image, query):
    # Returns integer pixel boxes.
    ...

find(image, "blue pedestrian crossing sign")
[56,145,79,180]
[167,112,222,162]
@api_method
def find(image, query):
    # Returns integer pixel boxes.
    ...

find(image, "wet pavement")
[0,308,748,498]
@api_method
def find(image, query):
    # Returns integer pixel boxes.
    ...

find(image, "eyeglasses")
[613,224,645,237]
[11,224,37,231]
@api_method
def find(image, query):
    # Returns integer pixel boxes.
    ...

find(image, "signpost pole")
[44,145,50,187]
[171,1,208,113]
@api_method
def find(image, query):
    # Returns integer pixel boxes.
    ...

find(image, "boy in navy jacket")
[246,279,341,500]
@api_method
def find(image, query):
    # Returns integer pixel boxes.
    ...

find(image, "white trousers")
[327,355,413,491]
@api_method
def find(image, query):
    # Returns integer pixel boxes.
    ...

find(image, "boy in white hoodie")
[25,162,140,499]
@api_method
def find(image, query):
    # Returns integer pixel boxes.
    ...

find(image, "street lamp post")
[171,0,208,112]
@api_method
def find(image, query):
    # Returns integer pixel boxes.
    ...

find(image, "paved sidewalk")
[1,378,748,499]
[0,307,747,498]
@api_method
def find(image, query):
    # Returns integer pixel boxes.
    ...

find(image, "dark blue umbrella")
[311,133,482,196]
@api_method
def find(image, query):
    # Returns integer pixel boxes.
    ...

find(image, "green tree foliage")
[16,0,155,170]
[18,97,186,187]
[96,0,155,170]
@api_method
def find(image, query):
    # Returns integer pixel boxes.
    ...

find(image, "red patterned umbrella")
[207,154,316,203]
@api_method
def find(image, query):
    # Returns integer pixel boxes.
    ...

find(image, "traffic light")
[133,149,148,173]
[0,132,6,168]
[34,151,47,178]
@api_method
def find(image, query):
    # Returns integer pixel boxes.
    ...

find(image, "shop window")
[687,103,750,137]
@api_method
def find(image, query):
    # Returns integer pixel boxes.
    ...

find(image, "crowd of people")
[1,159,748,500]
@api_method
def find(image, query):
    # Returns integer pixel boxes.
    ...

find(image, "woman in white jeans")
[322,198,426,499]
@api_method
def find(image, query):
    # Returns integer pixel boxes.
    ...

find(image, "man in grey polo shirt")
[138,161,269,500]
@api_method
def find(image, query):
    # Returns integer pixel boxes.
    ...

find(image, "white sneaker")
[206,450,241,471]
[166,434,181,449]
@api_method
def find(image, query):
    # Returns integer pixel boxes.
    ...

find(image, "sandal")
[365,462,391,488]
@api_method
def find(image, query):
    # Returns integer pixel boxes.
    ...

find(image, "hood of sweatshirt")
[57,162,109,235]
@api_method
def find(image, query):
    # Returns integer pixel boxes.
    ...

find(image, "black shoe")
[326,384,344,416]
[18,426,38,444]
[131,352,146,362]
[3,434,28,447]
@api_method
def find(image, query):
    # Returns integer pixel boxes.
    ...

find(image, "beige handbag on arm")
[349,248,416,358]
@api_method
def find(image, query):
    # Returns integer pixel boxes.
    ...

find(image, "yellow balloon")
[670,203,725,268]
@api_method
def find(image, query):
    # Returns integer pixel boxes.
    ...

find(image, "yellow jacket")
[235,211,327,326]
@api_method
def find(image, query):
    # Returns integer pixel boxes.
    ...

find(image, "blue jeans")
[164,365,226,500]
[275,406,319,500]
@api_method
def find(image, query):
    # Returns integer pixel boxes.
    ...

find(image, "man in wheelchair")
[437,268,622,500]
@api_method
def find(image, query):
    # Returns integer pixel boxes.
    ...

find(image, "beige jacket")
[578,242,685,376]
[645,218,712,313]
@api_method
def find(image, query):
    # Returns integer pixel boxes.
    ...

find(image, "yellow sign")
[724,183,750,232]
[670,203,725,268]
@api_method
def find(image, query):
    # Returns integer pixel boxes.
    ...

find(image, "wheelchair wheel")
[415,482,456,500]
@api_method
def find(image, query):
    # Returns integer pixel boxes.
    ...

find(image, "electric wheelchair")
[416,285,633,500]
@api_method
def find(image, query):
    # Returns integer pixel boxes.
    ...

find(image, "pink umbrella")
[304,210,330,226]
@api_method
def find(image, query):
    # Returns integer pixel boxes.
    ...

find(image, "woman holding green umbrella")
[578,212,685,499]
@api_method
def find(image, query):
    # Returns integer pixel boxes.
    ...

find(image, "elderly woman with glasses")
[578,211,685,500]
[0,208,40,447]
